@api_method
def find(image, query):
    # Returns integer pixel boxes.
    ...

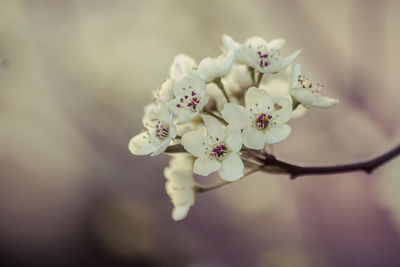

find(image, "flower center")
[297,75,323,93]
[176,90,201,111]
[258,51,270,68]
[210,144,227,159]
[154,123,169,140]
[255,113,273,130]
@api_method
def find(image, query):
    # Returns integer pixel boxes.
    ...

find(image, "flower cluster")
[129,34,339,220]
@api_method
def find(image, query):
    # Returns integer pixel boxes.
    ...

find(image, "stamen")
[255,113,273,129]
[210,144,227,159]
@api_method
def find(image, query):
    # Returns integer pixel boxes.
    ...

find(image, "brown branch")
[259,144,400,179]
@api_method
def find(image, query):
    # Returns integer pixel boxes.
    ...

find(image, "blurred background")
[0,0,400,266]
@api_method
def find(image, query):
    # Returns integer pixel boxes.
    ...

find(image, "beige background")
[0,1,399,266]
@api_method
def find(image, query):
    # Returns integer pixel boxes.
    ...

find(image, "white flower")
[164,154,195,221]
[167,72,209,124]
[129,104,176,156]
[224,34,301,74]
[154,54,197,102]
[197,50,235,82]
[181,115,244,181]
[221,87,292,149]
[290,64,339,108]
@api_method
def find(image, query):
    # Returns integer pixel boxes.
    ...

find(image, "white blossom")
[154,54,197,102]
[167,72,209,124]
[129,104,176,156]
[164,154,195,221]
[221,87,292,149]
[181,115,244,181]
[197,49,235,82]
[290,64,339,108]
[223,34,301,74]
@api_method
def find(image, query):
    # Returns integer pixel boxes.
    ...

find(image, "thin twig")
[259,145,400,179]
[213,77,231,103]
[256,72,263,87]
[201,109,228,125]
[195,166,261,193]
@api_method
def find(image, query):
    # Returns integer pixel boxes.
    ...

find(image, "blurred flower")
[222,63,253,95]
[222,87,292,149]
[181,115,244,181]
[164,154,196,221]
[129,103,176,156]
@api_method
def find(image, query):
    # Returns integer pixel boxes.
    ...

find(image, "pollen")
[255,113,273,130]
[210,144,227,159]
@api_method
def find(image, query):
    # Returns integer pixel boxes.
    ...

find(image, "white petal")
[229,63,253,89]
[166,154,194,173]
[264,124,291,144]
[181,130,208,158]
[173,74,207,98]
[177,111,199,125]
[242,127,265,150]
[198,58,217,82]
[225,125,242,152]
[311,95,339,108]
[151,138,171,156]
[235,45,259,68]
[221,103,252,129]
[222,34,238,51]
[128,132,156,155]
[159,78,175,102]
[143,102,156,114]
[157,104,172,125]
[218,153,244,181]
[197,50,234,82]
[172,205,191,221]
[194,158,221,176]
[245,87,274,114]
[272,98,292,124]
[267,49,301,73]
[195,93,209,111]
[290,88,315,106]
[169,54,196,77]
[200,114,225,141]
[290,64,301,89]
[245,36,268,48]
[168,121,177,139]
[164,168,193,188]
[167,99,192,117]
[261,77,291,101]
[268,39,285,50]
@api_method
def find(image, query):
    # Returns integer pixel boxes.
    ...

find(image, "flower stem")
[256,71,263,87]
[213,77,230,103]
[195,167,260,193]
[201,108,228,125]
[249,66,255,85]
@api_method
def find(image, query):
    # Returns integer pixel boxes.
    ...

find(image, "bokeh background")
[1,0,400,266]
